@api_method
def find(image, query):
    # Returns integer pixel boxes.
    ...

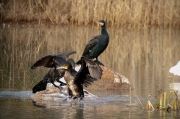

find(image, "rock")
[85,65,130,90]
[31,65,130,102]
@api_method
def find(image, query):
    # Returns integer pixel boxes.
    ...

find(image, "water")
[0,90,178,119]
[0,23,180,118]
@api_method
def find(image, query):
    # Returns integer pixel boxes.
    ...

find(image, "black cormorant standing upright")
[76,20,109,64]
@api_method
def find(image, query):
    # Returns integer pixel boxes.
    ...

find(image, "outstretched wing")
[83,74,96,87]
[31,55,67,69]
[31,55,57,69]
[82,36,99,56]
[57,50,76,59]
[75,56,102,87]
[31,51,76,69]
[83,57,102,79]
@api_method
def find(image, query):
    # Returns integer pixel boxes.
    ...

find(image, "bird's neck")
[67,68,72,72]
[101,26,108,35]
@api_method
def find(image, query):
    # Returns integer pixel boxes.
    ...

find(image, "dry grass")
[1,0,180,28]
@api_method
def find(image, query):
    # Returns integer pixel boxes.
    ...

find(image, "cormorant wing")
[53,51,76,68]
[31,55,56,69]
[67,58,75,69]
[74,57,102,87]
[82,36,99,56]
[56,50,76,59]
[83,74,96,87]
[82,56,102,79]
[31,55,66,69]
[31,51,76,69]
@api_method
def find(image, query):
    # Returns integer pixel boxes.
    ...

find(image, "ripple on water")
[0,90,32,100]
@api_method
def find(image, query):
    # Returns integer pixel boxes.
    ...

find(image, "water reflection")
[1,23,180,97]
[0,23,180,118]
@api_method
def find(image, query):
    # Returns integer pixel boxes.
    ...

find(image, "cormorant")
[32,68,67,93]
[59,56,102,99]
[76,20,109,64]
[31,51,76,93]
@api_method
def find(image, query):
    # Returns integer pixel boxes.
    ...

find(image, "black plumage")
[31,50,76,69]
[32,68,67,93]
[60,56,102,99]
[76,20,109,64]
[31,51,76,93]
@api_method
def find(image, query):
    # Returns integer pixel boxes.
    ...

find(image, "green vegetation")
[1,0,180,28]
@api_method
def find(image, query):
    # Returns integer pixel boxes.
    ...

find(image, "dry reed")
[1,0,180,28]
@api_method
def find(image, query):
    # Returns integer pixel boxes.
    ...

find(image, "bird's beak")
[97,21,104,26]
[58,65,68,70]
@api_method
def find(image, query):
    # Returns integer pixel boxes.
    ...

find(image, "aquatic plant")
[146,100,154,110]
[156,89,179,111]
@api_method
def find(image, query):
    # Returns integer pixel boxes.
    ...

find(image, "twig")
[135,94,145,109]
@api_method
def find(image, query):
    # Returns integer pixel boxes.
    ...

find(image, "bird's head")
[97,20,106,27]
[59,65,68,70]
[59,62,72,70]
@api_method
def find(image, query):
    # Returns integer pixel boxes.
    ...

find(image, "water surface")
[0,23,180,118]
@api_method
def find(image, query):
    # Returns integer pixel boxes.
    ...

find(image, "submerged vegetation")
[1,0,180,28]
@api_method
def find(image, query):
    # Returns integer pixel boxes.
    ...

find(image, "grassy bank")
[1,0,180,27]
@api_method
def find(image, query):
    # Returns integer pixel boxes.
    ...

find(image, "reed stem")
[163,92,166,108]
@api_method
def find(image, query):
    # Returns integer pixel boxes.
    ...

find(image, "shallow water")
[0,23,180,118]
[0,90,178,119]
